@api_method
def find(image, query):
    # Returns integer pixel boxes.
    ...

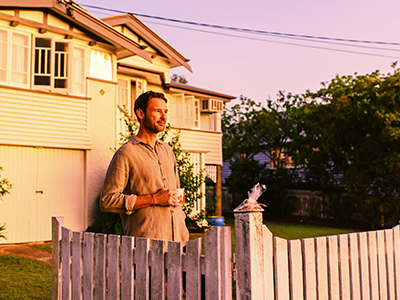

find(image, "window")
[184,95,194,127]
[0,27,89,93]
[73,47,85,94]
[90,50,112,81]
[194,99,199,128]
[0,28,30,87]
[12,33,29,85]
[0,29,7,82]
[33,36,71,91]
[116,77,146,135]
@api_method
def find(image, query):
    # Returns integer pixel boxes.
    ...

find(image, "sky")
[80,0,400,107]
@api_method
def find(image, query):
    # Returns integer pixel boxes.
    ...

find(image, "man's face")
[141,97,168,133]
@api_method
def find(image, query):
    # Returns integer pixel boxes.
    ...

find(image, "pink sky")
[82,0,400,106]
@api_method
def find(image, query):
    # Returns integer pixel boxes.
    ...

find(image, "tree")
[222,96,300,216]
[0,167,12,240]
[171,74,188,84]
[287,65,400,226]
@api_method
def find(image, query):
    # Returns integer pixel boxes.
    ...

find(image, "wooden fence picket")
[61,226,71,300]
[71,231,82,300]
[136,237,150,300]
[220,226,232,300]
[107,235,120,300]
[377,230,388,300]
[385,229,396,300]
[339,234,350,300]
[349,233,361,300]
[94,234,106,300]
[303,238,317,300]
[327,235,340,300]
[368,230,380,300]
[205,226,221,300]
[315,236,328,300]
[167,241,183,300]
[274,237,289,300]
[82,232,94,300]
[288,239,303,300]
[263,225,275,300]
[52,217,63,300]
[120,236,134,300]
[358,232,371,300]
[185,238,201,300]
[393,225,400,299]
[150,239,166,300]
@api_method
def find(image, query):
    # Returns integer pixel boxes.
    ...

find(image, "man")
[100,91,189,242]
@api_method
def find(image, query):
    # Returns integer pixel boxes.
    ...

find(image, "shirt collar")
[128,135,162,147]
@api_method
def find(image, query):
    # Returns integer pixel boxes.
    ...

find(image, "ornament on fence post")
[233,183,267,212]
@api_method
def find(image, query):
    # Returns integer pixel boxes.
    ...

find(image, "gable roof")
[166,82,235,102]
[101,14,192,72]
[0,0,151,61]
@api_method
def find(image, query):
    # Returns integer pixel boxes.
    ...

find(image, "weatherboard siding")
[0,87,92,149]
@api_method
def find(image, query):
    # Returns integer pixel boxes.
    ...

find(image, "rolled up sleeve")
[100,149,137,214]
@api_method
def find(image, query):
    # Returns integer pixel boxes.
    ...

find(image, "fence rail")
[53,214,400,299]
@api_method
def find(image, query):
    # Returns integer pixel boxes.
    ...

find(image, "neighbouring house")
[0,1,234,244]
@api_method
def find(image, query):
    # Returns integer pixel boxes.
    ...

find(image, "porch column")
[215,165,222,216]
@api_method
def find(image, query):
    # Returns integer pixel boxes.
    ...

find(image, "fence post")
[234,211,267,300]
[52,216,64,300]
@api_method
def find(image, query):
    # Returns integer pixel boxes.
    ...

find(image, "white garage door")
[0,145,85,244]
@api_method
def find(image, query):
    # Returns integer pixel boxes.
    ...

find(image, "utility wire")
[81,3,400,47]
[145,20,399,59]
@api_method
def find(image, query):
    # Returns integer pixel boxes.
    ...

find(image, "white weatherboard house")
[0,1,234,244]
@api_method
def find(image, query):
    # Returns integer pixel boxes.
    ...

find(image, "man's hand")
[154,188,178,206]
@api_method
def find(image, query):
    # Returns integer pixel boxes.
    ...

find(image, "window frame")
[32,35,72,92]
[0,27,31,88]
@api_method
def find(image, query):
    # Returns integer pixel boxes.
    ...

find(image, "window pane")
[90,50,112,81]
[0,29,7,82]
[73,47,85,94]
[35,38,51,48]
[11,33,29,85]
[35,76,50,85]
[54,42,69,89]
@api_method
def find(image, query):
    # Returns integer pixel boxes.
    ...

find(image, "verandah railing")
[52,213,400,300]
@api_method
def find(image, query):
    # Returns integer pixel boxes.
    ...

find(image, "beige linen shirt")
[100,136,189,242]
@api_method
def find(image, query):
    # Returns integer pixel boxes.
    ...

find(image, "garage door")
[0,145,85,244]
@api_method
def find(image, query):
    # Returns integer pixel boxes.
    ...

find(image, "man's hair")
[134,91,167,122]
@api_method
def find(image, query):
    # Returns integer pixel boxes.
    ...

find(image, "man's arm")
[100,150,177,214]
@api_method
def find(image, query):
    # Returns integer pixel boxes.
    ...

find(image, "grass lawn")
[0,254,52,300]
[264,221,358,240]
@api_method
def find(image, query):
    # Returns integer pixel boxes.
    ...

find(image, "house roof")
[166,82,235,102]
[101,14,192,72]
[0,0,151,61]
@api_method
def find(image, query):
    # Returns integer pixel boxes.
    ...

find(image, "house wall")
[86,77,118,223]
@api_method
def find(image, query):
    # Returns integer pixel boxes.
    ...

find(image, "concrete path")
[0,243,52,264]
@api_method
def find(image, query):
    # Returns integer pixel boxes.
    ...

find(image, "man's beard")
[143,114,165,133]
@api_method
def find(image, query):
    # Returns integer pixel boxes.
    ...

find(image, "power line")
[145,20,399,59]
[81,3,400,47]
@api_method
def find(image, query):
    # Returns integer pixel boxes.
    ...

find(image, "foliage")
[86,195,124,235]
[171,74,188,84]
[0,167,12,240]
[222,96,299,216]
[223,65,400,227]
[286,65,400,227]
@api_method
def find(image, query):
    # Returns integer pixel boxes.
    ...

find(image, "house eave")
[0,0,152,62]
[101,14,192,72]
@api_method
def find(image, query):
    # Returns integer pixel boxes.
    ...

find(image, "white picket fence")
[52,213,400,299]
